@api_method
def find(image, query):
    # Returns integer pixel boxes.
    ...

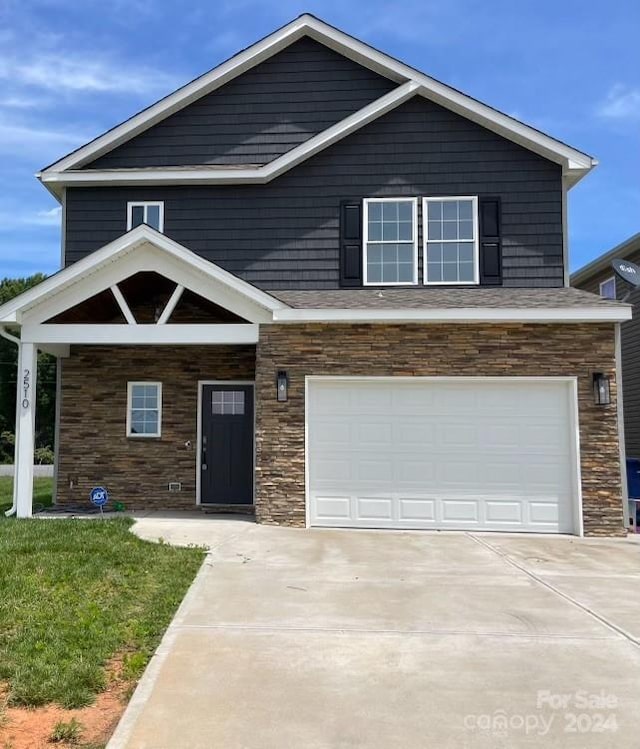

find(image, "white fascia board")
[21,323,259,345]
[0,225,287,325]
[38,15,593,186]
[40,81,420,190]
[271,306,632,324]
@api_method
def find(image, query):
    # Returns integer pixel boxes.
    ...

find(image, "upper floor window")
[599,276,616,300]
[363,198,418,285]
[127,201,164,232]
[424,197,478,285]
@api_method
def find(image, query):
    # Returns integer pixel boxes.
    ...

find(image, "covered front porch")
[0,226,287,518]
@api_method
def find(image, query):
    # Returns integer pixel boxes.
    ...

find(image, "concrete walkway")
[109,519,640,748]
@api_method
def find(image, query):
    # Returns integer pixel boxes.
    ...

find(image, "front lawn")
[0,517,204,708]
[0,475,53,514]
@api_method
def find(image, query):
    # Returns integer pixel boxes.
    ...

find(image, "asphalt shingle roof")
[272,287,625,310]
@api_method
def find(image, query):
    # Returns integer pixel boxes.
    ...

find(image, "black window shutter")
[479,197,502,286]
[339,200,363,287]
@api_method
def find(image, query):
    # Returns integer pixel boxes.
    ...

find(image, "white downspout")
[0,325,21,516]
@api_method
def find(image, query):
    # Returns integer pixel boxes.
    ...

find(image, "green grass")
[0,517,204,708]
[0,476,53,515]
[50,717,83,744]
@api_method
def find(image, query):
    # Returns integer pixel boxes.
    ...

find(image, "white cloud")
[0,206,61,229]
[0,54,178,95]
[0,120,87,149]
[35,206,62,225]
[597,84,640,122]
[0,94,41,109]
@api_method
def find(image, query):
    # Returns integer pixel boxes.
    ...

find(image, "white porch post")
[14,342,37,518]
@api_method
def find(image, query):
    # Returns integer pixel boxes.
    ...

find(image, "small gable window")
[127,201,164,232]
[599,277,616,300]
[363,198,418,285]
[127,382,162,437]
[424,196,479,285]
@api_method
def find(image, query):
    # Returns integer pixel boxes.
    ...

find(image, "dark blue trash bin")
[627,458,640,499]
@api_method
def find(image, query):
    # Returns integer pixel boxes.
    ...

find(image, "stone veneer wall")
[255,323,624,536]
[56,345,255,510]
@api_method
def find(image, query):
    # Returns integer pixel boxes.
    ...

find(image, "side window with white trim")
[127,202,164,232]
[363,198,418,285]
[424,197,479,285]
[599,277,616,300]
[127,382,162,437]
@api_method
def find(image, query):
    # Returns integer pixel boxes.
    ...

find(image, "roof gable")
[83,37,395,170]
[0,225,287,326]
[39,14,595,195]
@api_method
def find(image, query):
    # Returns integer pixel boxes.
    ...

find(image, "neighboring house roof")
[571,233,640,286]
[38,14,595,197]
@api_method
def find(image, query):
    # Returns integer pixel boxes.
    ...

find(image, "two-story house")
[0,14,631,535]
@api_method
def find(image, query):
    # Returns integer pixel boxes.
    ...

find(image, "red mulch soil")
[0,659,132,749]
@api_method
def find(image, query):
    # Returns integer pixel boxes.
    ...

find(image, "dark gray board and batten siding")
[66,100,564,289]
[575,249,640,458]
[84,38,395,169]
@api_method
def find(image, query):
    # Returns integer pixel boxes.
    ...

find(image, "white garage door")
[307,378,578,533]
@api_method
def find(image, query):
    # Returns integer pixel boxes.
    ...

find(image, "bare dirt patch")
[0,659,131,749]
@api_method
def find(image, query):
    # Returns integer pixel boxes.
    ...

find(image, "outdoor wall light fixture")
[277,370,289,402]
[593,372,611,406]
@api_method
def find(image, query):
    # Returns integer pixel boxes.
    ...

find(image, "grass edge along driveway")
[0,516,204,708]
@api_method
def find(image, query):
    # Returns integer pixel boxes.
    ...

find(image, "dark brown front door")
[200,384,254,505]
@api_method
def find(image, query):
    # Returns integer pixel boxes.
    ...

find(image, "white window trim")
[599,276,616,300]
[126,381,162,438]
[127,201,164,233]
[363,197,418,286]
[423,196,479,286]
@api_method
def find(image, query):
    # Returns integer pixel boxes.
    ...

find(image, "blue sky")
[0,0,638,277]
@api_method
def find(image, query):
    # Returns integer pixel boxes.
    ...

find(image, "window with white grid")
[363,198,417,285]
[127,382,162,437]
[424,197,479,285]
[212,390,245,415]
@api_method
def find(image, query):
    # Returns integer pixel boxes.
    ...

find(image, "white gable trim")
[0,225,287,326]
[38,14,594,190]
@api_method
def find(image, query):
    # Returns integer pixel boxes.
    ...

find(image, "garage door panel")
[313,421,351,447]
[527,501,560,525]
[313,496,351,520]
[396,422,436,447]
[357,421,393,445]
[357,459,393,482]
[441,499,480,523]
[394,388,435,414]
[398,498,437,522]
[441,423,478,447]
[308,379,577,533]
[395,458,436,483]
[357,497,394,520]
[485,500,523,524]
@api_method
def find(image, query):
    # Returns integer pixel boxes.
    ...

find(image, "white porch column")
[14,342,37,518]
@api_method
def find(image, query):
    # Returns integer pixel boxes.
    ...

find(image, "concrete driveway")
[109,518,640,748]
